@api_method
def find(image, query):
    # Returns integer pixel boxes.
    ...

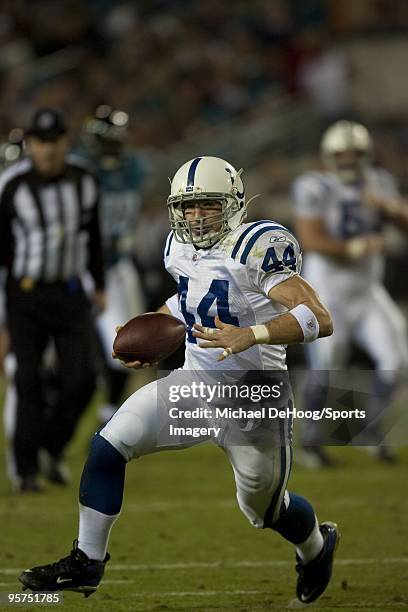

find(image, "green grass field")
[1,388,408,612]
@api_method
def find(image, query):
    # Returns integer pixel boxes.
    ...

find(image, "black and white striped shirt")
[0,157,104,289]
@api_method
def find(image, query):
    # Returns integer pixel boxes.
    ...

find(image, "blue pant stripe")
[263,418,291,527]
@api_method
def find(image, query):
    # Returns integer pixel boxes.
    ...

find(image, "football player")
[19,157,339,605]
[76,105,148,423]
[292,120,408,467]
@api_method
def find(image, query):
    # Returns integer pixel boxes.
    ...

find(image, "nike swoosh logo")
[56,577,72,584]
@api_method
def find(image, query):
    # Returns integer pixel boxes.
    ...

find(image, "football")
[113,312,186,364]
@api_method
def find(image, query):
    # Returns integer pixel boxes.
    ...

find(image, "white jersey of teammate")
[164,220,302,371]
[292,167,408,373]
[292,167,397,298]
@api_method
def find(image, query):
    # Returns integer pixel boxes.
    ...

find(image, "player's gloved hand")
[111,326,158,369]
[192,316,256,362]
[345,234,385,259]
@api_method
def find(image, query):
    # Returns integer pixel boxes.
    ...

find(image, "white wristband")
[289,303,319,342]
[250,324,270,344]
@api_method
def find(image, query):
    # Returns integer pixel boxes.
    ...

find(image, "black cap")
[26,108,68,140]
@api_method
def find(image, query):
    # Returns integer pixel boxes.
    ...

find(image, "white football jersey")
[292,167,398,298]
[164,220,302,371]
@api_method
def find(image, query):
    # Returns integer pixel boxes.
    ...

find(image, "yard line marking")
[102,586,271,595]
[107,557,408,570]
[1,557,407,575]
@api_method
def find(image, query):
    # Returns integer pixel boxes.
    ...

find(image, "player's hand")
[111,350,156,369]
[112,325,157,369]
[345,234,385,259]
[192,316,256,361]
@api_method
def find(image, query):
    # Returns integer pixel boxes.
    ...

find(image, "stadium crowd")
[0,0,408,157]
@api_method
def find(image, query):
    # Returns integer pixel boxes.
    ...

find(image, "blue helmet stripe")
[231,220,285,260]
[186,157,203,190]
[239,225,289,264]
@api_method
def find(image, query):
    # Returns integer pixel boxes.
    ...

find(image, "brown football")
[113,312,186,364]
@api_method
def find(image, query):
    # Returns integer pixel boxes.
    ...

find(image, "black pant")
[6,280,97,478]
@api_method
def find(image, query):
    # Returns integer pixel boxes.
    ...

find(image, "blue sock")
[270,493,316,544]
[79,433,126,516]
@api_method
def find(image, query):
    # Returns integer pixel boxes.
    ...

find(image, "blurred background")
[2,0,408,312]
[2,1,408,165]
[0,3,407,608]
[0,1,407,162]
[0,0,407,376]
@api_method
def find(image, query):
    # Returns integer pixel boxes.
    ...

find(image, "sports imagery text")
[166,382,365,438]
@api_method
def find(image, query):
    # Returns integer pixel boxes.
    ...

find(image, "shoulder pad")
[231,221,298,265]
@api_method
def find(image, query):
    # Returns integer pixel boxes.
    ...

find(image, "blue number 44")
[178,277,239,343]
[261,245,297,273]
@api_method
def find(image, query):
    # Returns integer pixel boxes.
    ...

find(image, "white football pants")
[100,370,292,528]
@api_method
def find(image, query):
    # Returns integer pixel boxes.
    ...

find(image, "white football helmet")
[321,120,373,182]
[167,156,246,248]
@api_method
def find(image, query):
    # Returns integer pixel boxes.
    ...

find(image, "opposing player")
[292,121,408,466]
[19,157,339,604]
[77,105,147,422]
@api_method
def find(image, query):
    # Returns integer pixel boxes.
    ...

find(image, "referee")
[0,108,106,492]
